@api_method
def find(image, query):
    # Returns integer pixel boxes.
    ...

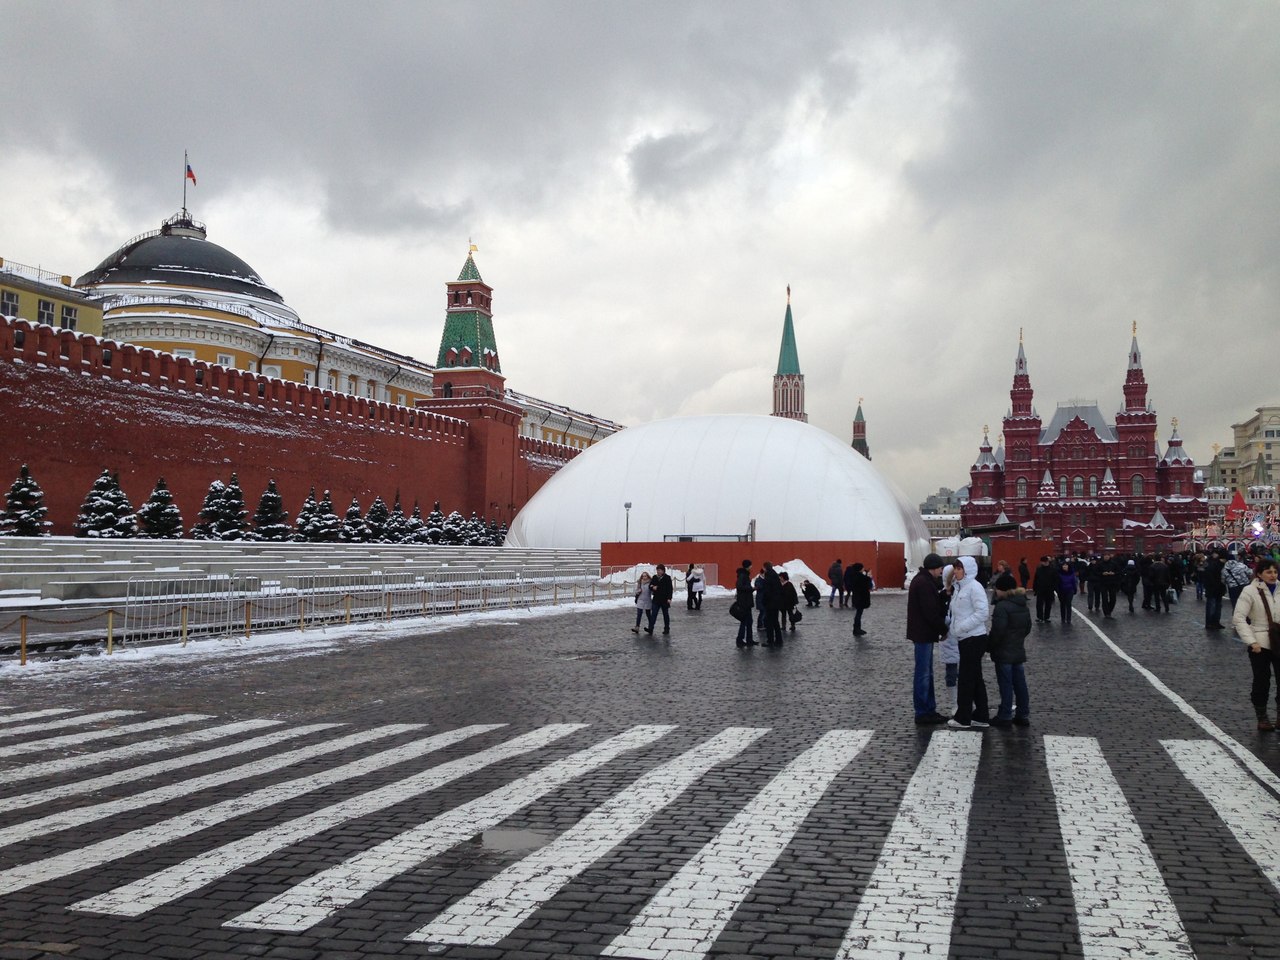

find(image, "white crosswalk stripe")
[0,710,140,738]
[835,733,982,960]
[226,724,676,933]
[71,723,578,916]
[0,708,78,725]
[0,723,420,860]
[0,713,211,759]
[0,718,285,786]
[1163,739,1280,896]
[0,722,334,815]
[3,711,1280,958]
[602,730,872,960]
[1045,735,1195,959]
[408,726,771,948]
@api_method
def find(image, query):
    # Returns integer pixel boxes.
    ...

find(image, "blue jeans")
[913,642,937,717]
[1206,594,1223,627]
[994,662,1029,721]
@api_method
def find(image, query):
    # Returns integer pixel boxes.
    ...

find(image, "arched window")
[1016,477,1027,498]
[1058,477,1067,497]
[1073,476,1084,497]
[1131,475,1144,497]
[442,382,453,398]
[1089,475,1098,497]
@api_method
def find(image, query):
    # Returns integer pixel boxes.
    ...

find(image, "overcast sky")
[5,1,1278,505]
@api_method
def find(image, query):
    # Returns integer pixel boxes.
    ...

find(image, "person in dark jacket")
[648,564,673,635]
[1203,551,1226,629]
[734,559,756,647]
[846,562,873,636]
[987,573,1032,727]
[1121,558,1141,613]
[1056,560,1078,624]
[1018,557,1031,589]
[907,554,949,725]
[801,579,822,607]
[1098,552,1119,618]
[1149,556,1170,614]
[828,559,845,607]
[760,561,783,646]
[779,571,800,631]
[1085,556,1104,612]
[1032,556,1058,623]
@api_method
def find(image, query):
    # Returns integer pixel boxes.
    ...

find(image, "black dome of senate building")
[76,212,284,304]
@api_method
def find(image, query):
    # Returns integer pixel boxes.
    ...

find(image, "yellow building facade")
[0,258,103,337]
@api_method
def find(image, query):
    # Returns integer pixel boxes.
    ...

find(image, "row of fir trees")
[0,466,509,545]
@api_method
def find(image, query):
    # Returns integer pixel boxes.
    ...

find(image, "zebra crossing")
[2,708,1280,958]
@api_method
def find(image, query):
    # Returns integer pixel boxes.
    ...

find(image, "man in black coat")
[760,561,783,646]
[734,560,757,647]
[648,563,673,635]
[1202,551,1226,629]
[907,554,949,725]
[846,562,873,636]
[1032,556,1058,623]
[1018,557,1031,589]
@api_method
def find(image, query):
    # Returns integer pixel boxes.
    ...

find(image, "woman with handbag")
[1232,558,1280,731]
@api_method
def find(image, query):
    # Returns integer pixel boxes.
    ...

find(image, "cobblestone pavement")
[2,590,1280,960]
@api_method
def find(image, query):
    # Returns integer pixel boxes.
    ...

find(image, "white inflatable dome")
[507,414,930,565]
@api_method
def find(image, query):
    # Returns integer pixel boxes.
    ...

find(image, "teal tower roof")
[435,248,501,372]
[776,299,801,376]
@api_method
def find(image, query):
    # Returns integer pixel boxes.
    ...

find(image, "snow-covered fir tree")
[339,497,370,543]
[463,511,488,546]
[486,518,503,547]
[74,469,138,538]
[383,493,409,544]
[220,473,248,540]
[250,479,292,542]
[190,475,247,541]
[364,496,390,542]
[189,480,227,541]
[136,477,184,539]
[405,501,426,543]
[425,501,446,544]
[441,510,465,545]
[0,464,50,537]
[292,487,319,542]
[308,490,343,542]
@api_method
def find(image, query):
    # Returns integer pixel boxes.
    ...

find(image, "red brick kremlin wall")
[0,318,574,535]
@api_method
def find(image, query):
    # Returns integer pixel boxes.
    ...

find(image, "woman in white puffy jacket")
[947,556,992,729]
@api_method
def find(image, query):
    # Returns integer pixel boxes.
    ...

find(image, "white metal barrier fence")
[118,564,658,648]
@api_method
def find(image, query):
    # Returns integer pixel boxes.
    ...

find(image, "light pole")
[624,502,632,542]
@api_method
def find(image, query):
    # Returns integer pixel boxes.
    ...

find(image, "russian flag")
[186,163,197,186]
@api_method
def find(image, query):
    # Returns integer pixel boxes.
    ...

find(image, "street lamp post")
[624,502,632,542]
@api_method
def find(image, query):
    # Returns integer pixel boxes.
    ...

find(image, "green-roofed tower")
[434,246,501,381]
[852,399,871,460]
[772,286,807,422]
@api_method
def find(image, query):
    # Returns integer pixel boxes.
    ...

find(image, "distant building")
[0,257,102,337]
[771,287,806,422]
[960,330,1206,552]
[919,486,969,515]
[1206,404,1280,493]
[921,513,961,540]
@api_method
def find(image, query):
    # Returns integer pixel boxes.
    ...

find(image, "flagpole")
[183,151,188,215]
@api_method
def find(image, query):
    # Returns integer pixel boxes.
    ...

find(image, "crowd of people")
[907,544,1280,732]
[729,559,872,647]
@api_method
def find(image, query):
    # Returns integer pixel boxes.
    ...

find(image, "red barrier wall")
[990,539,1058,573]
[601,541,906,590]
[0,317,578,534]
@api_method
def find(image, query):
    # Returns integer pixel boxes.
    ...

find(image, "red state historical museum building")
[961,330,1206,553]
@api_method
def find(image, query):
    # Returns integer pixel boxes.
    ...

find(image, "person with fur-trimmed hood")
[988,572,1032,727]
[946,556,992,730]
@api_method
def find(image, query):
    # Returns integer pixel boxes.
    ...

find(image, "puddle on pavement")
[474,827,556,856]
